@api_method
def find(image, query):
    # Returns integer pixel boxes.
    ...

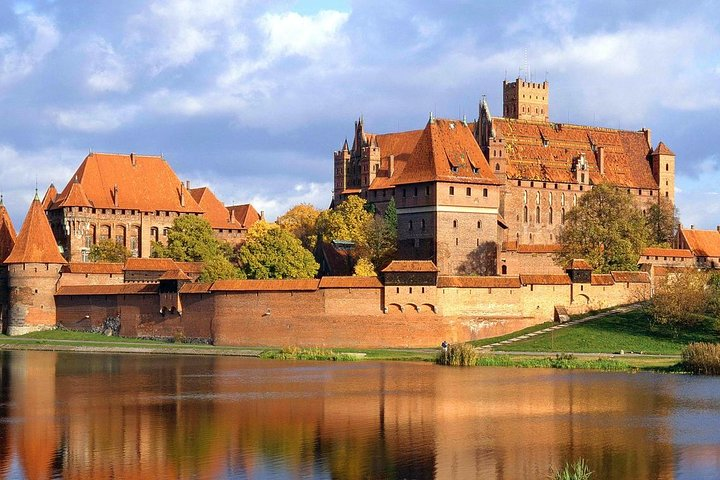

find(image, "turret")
[503,77,549,122]
[333,138,351,203]
[4,193,67,335]
[0,197,17,334]
[651,142,675,204]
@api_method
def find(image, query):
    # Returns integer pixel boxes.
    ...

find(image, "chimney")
[229,208,236,223]
[691,225,695,230]
[260,210,265,221]
[113,184,119,207]
[186,180,190,190]
[716,225,720,232]
[130,152,136,166]
[641,128,651,148]
[597,146,605,175]
[389,154,395,177]
[180,183,185,207]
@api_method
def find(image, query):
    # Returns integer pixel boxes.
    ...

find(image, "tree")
[316,196,373,246]
[358,216,397,271]
[646,198,680,246]
[353,257,376,277]
[276,203,321,250]
[89,239,131,263]
[152,215,241,280]
[647,269,711,333]
[384,197,398,232]
[556,183,649,273]
[236,221,319,279]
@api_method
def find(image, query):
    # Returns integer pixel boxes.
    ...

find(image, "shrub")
[260,347,358,361]
[436,343,478,366]
[549,458,593,480]
[682,342,720,375]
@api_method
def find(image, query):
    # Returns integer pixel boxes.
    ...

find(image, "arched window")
[150,227,159,242]
[453,219,458,228]
[420,219,426,231]
[477,220,482,230]
[495,163,500,171]
[549,207,553,224]
[408,220,413,231]
[536,206,540,223]
[523,190,527,205]
[99,225,110,242]
[573,194,578,207]
[523,206,528,223]
[561,192,565,206]
[501,265,507,275]
[548,192,553,205]
[115,225,126,247]
[536,191,540,204]
[665,163,669,171]
[561,208,566,224]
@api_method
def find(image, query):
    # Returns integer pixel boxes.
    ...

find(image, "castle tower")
[333,139,350,204]
[0,197,17,334]
[651,142,675,204]
[503,77,549,121]
[361,134,381,189]
[4,193,67,335]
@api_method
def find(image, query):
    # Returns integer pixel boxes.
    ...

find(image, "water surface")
[1,350,719,479]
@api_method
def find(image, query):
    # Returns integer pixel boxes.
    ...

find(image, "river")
[0,350,719,479]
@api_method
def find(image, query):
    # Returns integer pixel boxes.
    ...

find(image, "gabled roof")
[41,184,57,209]
[368,129,424,190]
[591,274,615,286]
[158,269,191,281]
[381,260,439,273]
[392,119,501,186]
[4,196,66,264]
[189,187,243,231]
[51,153,203,213]
[227,203,261,229]
[0,202,17,262]
[653,142,675,156]
[641,247,693,258]
[611,271,651,283]
[679,229,720,257]
[492,118,658,189]
[60,180,92,208]
[567,259,593,270]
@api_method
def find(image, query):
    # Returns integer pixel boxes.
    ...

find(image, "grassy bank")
[497,309,719,355]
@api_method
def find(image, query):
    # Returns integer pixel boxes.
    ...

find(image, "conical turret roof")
[4,194,66,264]
[41,183,57,209]
[0,199,17,262]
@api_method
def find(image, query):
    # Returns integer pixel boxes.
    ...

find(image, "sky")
[0,0,719,229]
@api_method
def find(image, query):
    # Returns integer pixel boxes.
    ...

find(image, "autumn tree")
[316,195,373,246]
[236,221,319,279]
[353,257,376,277]
[646,198,680,246]
[89,239,131,263]
[556,183,649,273]
[277,203,321,251]
[152,215,241,281]
[647,269,712,333]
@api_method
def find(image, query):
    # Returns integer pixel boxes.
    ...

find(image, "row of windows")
[523,190,576,207]
[408,219,483,231]
[448,186,489,197]
[523,206,565,225]
[402,185,432,197]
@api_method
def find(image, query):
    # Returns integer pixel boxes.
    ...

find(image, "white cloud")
[84,36,131,93]
[49,103,140,132]
[257,10,349,60]
[0,12,60,89]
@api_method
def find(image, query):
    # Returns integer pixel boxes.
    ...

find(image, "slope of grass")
[469,322,554,347]
[499,309,719,355]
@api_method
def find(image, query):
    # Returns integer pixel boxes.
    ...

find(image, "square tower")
[503,78,549,122]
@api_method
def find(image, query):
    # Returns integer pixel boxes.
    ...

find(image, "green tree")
[89,239,131,263]
[236,221,319,279]
[647,269,711,333]
[646,198,680,246]
[556,183,649,273]
[316,196,373,245]
[276,203,321,250]
[359,216,397,271]
[384,197,398,232]
[353,257,376,277]
[152,215,241,280]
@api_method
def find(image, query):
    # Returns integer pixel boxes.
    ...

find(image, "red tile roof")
[175,262,205,274]
[124,257,179,272]
[679,229,720,257]
[392,119,501,186]
[5,197,67,264]
[157,269,191,281]
[319,242,354,276]
[611,271,651,283]
[641,247,693,258]
[567,259,593,270]
[51,153,203,213]
[318,276,383,288]
[517,244,563,254]
[653,142,675,156]
[227,203,261,228]
[0,203,17,262]
[493,118,658,189]
[501,241,518,252]
[189,187,244,231]
[520,274,571,285]
[591,274,614,286]
[381,260,439,272]
[210,279,320,291]
[56,284,158,295]
[41,184,57,210]
[62,262,124,274]
[437,276,522,288]
[368,129,424,190]
[179,283,212,293]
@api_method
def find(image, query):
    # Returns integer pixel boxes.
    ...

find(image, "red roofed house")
[675,227,720,268]
[44,152,259,262]
[333,77,676,276]
[189,186,261,245]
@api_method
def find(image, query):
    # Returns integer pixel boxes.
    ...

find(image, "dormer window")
[472,167,479,174]
[451,166,459,173]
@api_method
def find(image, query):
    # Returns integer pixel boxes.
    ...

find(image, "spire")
[342,138,349,151]
[0,193,3,206]
[4,196,66,264]
[429,111,435,124]
[0,200,17,262]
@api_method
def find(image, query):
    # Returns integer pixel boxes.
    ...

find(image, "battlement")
[503,77,549,122]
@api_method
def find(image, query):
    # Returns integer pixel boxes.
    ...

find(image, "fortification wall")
[57,272,124,287]
[7,263,63,335]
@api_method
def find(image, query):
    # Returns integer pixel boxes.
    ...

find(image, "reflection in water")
[0,351,719,479]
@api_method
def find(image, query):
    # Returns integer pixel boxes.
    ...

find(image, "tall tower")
[503,78,549,121]
[0,198,17,334]
[333,139,350,203]
[4,193,67,335]
[651,142,675,204]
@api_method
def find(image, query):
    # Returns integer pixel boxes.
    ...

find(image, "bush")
[260,346,358,361]
[550,458,593,480]
[682,342,720,375]
[436,343,478,366]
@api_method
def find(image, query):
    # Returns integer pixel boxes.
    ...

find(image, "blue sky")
[0,0,719,229]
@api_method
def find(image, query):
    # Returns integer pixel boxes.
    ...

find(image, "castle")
[0,76,690,346]
[333,77,676,276]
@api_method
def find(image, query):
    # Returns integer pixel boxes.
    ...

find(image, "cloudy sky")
[1,0,719,229]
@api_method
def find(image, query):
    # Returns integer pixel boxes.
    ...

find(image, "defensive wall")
[53,267,650,348]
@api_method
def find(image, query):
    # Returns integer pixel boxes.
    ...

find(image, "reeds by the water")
[682,342,720,375]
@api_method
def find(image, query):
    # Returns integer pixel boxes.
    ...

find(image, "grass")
[498,309,719,355]
[469,321,553,347]
[475,353,634,371]
[259,347,360,361]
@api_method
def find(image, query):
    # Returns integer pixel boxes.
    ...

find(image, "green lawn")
[469,322,554,347]
[498,309,719,355]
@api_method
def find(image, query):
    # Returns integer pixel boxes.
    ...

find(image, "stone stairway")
[479,304,639,351]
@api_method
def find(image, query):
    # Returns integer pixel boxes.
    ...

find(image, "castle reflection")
[0,351,717,479]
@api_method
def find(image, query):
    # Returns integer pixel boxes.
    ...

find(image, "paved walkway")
[478,304,641,352]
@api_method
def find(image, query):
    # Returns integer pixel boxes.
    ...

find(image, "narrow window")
[483,188,488,197]
[523,190,527,205]
[495,163,500,171]
[421,219,426,231]
[425,185,430,196]
[408,220,413,231]
[477,220,482,229]
[453,219,458,228]
[414,187,418,196]
[455,238,459,246]
[549,207,553,224]
[402,188,406,198]
[523,206,528,223]
[466,187,471,196]
[536,206,540,223]
[449,186,454,195]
